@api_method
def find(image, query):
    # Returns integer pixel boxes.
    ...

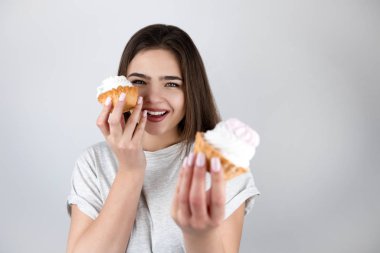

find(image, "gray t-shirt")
[67,141,260,253]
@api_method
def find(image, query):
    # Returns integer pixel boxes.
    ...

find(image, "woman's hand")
[171,152,226,237]
[96,93,147,171]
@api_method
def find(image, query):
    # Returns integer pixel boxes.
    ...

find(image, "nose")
[139,82,163,104]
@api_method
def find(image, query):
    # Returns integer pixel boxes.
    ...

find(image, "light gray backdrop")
[1,0,379,252]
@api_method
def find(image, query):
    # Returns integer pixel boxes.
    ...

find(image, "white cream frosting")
[204,118,260,168]
[96,75,133,98]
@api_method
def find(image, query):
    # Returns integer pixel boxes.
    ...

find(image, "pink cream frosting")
[204,118,260,168]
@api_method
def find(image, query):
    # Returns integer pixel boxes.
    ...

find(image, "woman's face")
[127,48,185,139]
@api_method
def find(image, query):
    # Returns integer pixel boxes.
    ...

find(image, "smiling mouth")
[145,110,169,122]
[146,110,168,116]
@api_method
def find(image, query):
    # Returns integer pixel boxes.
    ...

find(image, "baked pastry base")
[194,132,248,180]
[98,86,139,113]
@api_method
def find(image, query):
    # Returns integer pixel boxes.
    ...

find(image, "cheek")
[171,92,185,114]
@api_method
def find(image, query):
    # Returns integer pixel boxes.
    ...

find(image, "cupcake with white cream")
[97,75,139,113]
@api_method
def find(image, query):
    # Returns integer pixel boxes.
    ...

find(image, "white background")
[1,0,379,252]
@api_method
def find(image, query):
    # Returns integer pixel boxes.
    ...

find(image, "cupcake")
[97,75,139,113]
[194,118,260,180]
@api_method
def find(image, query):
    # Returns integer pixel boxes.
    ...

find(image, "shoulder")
[224,171,260,218]
[226,170,258,192]
[73,141,115,175]
[75,141,113,163]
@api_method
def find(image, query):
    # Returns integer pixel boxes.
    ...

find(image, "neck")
[142,131,182,152]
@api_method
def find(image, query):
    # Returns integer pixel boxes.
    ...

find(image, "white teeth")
[147,110,166,116]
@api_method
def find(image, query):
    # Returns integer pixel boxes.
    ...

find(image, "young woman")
[66,24,260,253]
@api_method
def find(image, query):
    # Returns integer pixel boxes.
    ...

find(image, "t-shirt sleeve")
[224,171,260,219]
[67,148,103,220]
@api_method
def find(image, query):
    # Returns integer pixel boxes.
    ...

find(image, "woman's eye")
[131,80,146,86]
[165,82,180,87]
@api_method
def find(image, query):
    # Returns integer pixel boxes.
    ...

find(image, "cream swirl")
[204,118,260,168]
[96,75,133,98]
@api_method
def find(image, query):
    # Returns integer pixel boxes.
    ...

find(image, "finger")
[122,96,143,140]
[189,152,207,220]
[210,157,226,224]
[108,92,127,139]
[171,157,187,217]
[96,96,113,137]
[178,152,195,220]
[206,188,211,206]
[119,113,126,131]
[131,110,147,144]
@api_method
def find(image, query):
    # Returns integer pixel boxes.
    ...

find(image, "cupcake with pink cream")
[194,118,260,180]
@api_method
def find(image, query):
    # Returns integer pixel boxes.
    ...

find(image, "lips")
[143,108,169,123]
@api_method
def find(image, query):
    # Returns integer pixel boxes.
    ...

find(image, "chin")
[144,124,179,138]
[144,125,167,136]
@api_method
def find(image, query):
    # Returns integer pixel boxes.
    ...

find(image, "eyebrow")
[127,72,182,81]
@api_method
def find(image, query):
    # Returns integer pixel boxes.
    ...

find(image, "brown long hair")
[118,24,220,154]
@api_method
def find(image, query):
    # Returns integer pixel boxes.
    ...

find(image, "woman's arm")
[67,94,147,253]
[182,204,245,253]
[66,169,144,253]
[172,153,246,253]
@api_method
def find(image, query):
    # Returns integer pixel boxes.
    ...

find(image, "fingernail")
[196,152,205,167]
[187,152,194,167]
[143,110,147,117]
[211,157,221,172]
[105,96,111,106]
[137,96,143,104]
[119,92,126,101]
